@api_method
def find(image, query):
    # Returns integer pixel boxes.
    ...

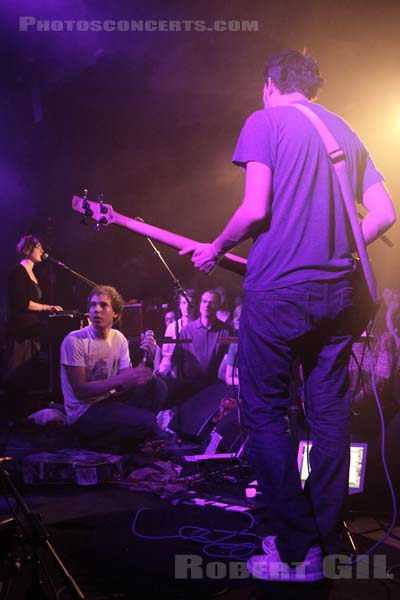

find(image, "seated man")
[169,289,233,401]
[60,285,166,452]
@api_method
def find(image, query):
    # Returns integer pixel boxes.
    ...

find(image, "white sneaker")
[156,409,174,432]
[248,536,324,582]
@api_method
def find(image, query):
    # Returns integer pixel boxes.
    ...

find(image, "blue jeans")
[239,280,354,562]
[72,377,167,452]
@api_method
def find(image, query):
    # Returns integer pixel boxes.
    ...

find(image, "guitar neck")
[111,211,247,277]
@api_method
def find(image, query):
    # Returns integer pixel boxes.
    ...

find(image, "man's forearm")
[361,212,395,246]
[73,375,125,400]
[213,202,265,255]
[183,163,270,273]
[361,182,396,245]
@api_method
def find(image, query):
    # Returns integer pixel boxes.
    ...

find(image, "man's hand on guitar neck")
[179,242,221,274]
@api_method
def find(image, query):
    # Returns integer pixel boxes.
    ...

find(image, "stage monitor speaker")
[214,407,246,454]
[170,383,245,452]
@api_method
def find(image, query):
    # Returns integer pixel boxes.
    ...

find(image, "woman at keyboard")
[4,234,63,418]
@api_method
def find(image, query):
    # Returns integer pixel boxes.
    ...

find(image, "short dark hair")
[87,285,125,322]
[202,289,222,305]
[264,50,324,100]
[16,234,42,258]
[179,288,198,302]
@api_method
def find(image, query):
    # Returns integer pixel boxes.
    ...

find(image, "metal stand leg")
[344,519,359,554]
[0,459,85,599]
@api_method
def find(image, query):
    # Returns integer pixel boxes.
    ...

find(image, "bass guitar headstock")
[72,192,115,229]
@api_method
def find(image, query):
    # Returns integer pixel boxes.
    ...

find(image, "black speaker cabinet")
[170,383,245,452]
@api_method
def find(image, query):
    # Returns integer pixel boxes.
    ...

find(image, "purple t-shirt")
[232,101,383,291]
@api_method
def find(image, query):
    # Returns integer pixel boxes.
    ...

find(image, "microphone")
[141,329,155,367]
[42,253,65,267]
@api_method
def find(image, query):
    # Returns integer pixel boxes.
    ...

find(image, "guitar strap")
[291,102,380,304]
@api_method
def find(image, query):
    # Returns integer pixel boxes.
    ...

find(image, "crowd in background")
[2,233,400,455]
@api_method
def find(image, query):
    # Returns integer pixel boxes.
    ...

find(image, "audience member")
[218,302,241,384]
[60,285,167,452]
[350,289,400,437]
[172,289,233,385]
[164,309,176,329]
[158,289,198,377]
[225,304,241,387]
[385,288,400,356]
[215,286,233,324]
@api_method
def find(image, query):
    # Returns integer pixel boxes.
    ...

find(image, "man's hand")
[140,331,157,361]
[179,242,220,274]
[118,364,154,388]
[179,163,272,275]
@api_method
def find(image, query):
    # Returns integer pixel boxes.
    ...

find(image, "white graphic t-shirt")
[60,325,130,424]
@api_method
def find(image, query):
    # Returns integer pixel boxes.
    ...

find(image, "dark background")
[1,0,399,336]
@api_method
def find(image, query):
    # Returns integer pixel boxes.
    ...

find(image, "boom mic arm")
[42,253,65,267]
[42,254,98,288]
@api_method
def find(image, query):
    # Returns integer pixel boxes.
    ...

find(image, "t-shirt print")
[86,355,120,381]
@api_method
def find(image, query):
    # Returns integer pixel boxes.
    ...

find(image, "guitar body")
[351,261,380,340]
[72,196,247,276]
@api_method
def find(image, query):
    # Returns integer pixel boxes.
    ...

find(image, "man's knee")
[135,409,157,434]
[152,376,168,408]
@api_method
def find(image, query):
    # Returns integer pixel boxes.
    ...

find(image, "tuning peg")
[98,193,108,214]
[82,188,91,212]
[99,216,108,225]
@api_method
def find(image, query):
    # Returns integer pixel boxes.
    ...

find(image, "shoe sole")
[262,539,323,561]
[248,555,325,583]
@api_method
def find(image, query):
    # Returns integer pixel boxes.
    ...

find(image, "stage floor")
[0,391,399,600]
[1,452,400,599]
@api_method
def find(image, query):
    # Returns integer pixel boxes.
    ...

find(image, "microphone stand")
[0,459,85,599]
[45,258,98,288]
[134,217,192,306]
[136,217,199,454]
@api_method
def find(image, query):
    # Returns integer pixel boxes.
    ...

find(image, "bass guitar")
[72,195,247,276]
